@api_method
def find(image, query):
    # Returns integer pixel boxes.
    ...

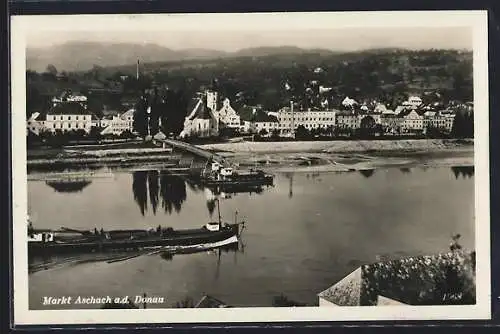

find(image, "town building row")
[27,90,462,138]
[180,90,459,137]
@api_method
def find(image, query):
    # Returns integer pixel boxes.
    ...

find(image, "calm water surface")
[28,166,475,309]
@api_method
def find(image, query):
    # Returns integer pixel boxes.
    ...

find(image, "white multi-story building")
[336,111,360,129]
[275,108,336,135]
[215,98,241,129]
[401,109,425,133]
[423,112,455,133]
[251,113,280,134]
[100,109,135,136]
[42,102,93,133]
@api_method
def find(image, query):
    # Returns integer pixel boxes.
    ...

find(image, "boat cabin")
[220,168,233,177]
[28,232,54,243]
[211,162,221,172]
[205,222,221,232]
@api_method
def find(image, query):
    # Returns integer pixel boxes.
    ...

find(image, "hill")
[26,42,229,72]
[26,42,339,72]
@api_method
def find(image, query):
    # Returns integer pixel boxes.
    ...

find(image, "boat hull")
[200,176,274,187]
[28,224,240,256]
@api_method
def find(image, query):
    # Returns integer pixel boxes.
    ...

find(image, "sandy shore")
[199,139,474,173]
[27,139,474,173]
[200,139,474,154]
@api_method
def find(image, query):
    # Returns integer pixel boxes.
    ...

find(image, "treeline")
[26,49,472,121]
[123,49,473,111]
[132,87,189,137]
[451,110,474,138]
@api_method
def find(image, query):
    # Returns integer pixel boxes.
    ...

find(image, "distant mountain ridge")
[26,42,342,72]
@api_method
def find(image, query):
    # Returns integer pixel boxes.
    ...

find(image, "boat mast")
[217,199,222,229]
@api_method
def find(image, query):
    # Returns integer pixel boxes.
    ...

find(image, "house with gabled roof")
[342,96,358,109]
[27,112,44,136]
[100,109,135,136]
[216,98,241,129]
[180,94,218,138]
[401,109,425,133]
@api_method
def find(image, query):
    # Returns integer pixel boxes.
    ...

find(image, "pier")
[156,138,230,166]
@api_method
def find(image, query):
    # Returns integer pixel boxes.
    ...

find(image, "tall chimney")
[136,59,140,80]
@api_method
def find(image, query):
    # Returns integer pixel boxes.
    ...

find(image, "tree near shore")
[160,89,189,137]
[133,95,149,138]
[451,110,474,138]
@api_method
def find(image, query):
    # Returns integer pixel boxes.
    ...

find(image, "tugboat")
[200,160,274,187]
[27,200,244,256]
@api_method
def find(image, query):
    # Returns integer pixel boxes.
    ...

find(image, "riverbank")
[201,139,474,173]
[200,139,474,154]
[27,139,474,173]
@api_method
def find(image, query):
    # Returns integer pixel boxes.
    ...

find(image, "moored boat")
[200,161,274,187]
[28,201,244,256]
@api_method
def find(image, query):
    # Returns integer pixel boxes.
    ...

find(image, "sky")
[25,27,472,52]
[19,12,476,51]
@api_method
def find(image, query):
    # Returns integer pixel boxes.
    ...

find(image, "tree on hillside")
[46,64,58,76]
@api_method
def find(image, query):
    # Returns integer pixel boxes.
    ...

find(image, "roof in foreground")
[194,295,228,308]
[318,250,475,306]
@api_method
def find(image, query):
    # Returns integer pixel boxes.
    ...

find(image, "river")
[27,164,475,309]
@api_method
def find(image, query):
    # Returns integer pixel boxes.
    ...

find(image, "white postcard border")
[11,11,491,325]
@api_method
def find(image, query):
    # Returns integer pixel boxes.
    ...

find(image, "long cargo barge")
[28,200,244,256]
[29,224,241,256]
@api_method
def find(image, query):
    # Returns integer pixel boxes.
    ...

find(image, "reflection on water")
[131,171,271,216]
[46,180,92,193]
[359,169,375,178]
[400,168,411,174]
[451,166,475,179]
[132,171,188,216]
[29,165,475,308]
[29,240,243,274]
